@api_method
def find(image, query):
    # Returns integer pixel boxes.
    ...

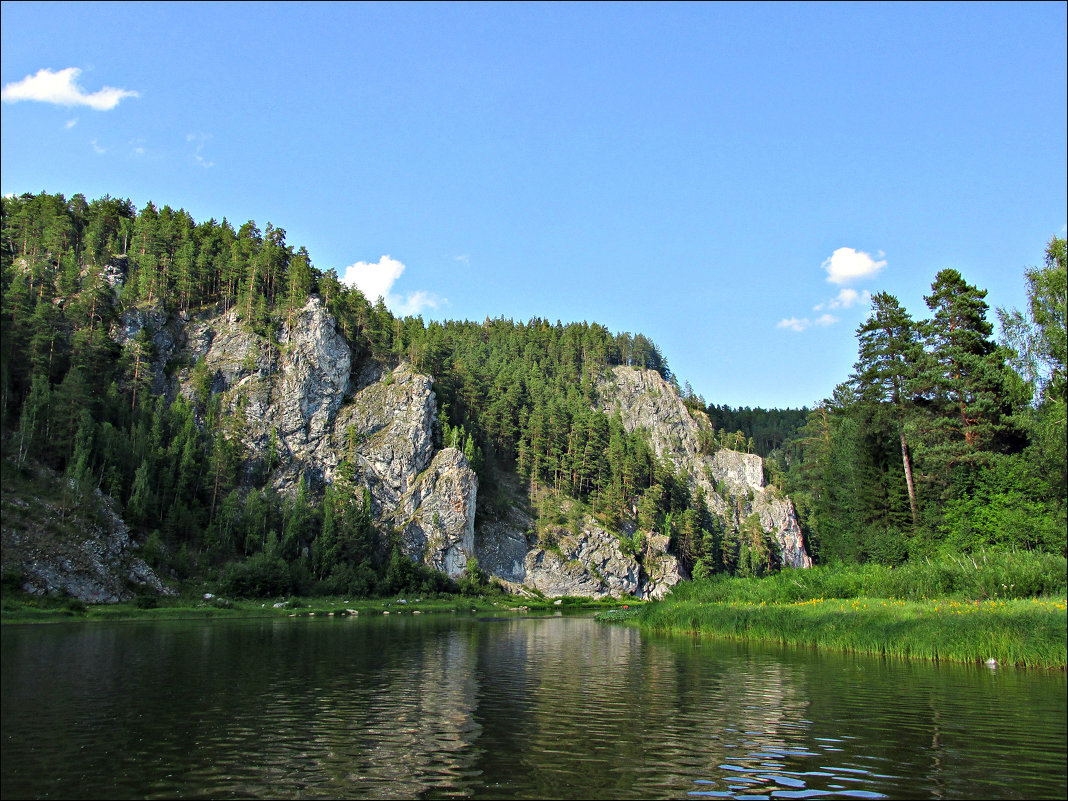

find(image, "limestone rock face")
[177,298,352,492]
[111,305,184,396]
[333,363,437,512]
[390,447,478,578]
[710,450,765,493]
[167,298,478,577]
[598,365,812,569]
[1,487,174,603]
[475,504,534,584]
[97,297,811,598]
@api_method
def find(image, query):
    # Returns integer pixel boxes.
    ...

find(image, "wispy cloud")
[90,139,106,154]
[65,118,78,129]
[777,314,838,333]
[814,288,871,312]
[341,255,447,317]
[186,133,214,168]
[1,67,138,110]
[454,253,470,265]
[822,247,886,285]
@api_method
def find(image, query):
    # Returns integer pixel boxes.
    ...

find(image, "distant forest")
[2,192,1063,596]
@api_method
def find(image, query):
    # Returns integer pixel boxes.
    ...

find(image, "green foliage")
[940,454,1066,554]
[220,551,291,597]
[783,244,1065,565]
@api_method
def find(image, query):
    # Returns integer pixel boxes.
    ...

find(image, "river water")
[1,613,1065,799]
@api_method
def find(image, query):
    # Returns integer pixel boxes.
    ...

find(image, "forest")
[1,191,1064,598]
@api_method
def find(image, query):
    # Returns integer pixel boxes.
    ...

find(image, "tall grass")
[614,551,1068,668]
[630,596,1067,668]
[670,549,1067,605]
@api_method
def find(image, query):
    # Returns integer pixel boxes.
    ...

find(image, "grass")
[599,550,1068,669]
[0,590,631,625]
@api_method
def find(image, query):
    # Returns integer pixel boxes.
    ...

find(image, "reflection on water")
[1,615,1065,799]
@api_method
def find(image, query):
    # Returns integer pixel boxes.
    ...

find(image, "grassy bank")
[0,591,627,625]
[602,551,1068,669]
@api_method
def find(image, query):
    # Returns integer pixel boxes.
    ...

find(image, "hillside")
[0,191,813,602]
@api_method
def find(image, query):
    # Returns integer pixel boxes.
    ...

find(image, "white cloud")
[822,247,886,285]
[813,288,871,311]
[90,139,106,154]
[394,290,445,316]
[454,253,470,265]
[341,254,447,316]
[777,317,811,332]
[65,118,78,129]
[342,255,407,302]
[1,67,138,110]
[777,313,838,332]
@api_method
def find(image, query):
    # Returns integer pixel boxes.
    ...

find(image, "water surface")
[2,614,1065,799]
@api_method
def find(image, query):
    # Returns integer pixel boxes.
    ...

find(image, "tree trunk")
[900,428,918,529]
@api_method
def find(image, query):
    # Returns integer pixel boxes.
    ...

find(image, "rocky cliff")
[164,298,480,578]
[597,365,812,570]
[30,298,810,602]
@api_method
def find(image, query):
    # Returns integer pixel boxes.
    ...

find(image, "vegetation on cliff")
[0,191,775,599]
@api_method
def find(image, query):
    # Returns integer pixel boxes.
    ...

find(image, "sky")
[2,1,1065,409]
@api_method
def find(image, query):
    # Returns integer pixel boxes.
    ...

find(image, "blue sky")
[2,2,1065,408]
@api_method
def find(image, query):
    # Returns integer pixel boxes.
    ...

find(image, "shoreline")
[599,595,1068,670]
[0,593,627,626]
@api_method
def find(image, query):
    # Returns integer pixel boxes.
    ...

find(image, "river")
[1,613,1065,799]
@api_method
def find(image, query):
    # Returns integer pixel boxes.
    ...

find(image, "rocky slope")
[1,477,174,603]
[168,298,480,577]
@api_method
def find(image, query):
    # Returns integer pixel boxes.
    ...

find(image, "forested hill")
[1,191,1064,602]
[2,191,809,600]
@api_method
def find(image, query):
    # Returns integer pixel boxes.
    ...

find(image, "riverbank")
[0,591,627,624]
[599,552,1068,669]
[603,595,1067,669]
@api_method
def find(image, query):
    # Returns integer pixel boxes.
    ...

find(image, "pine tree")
[920,269,1019,476]
[851,292,923,528]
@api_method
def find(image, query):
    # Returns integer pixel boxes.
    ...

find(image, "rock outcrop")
[598,365,812,569]
[171,298,479,578]
[390,447,478,577]
[85,298,812,600]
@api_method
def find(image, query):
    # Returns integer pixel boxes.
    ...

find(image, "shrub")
[220,552,291,597]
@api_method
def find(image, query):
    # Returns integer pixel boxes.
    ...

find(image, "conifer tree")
[851,292,923,527]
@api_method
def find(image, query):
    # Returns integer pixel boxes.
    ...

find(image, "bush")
[220,552,291,597]
[64,597,87,614]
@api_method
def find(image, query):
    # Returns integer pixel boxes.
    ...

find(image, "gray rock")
[524,521,641,599]
[390,448,478,577]
[598,365,812,569]
[172,300,478,576]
